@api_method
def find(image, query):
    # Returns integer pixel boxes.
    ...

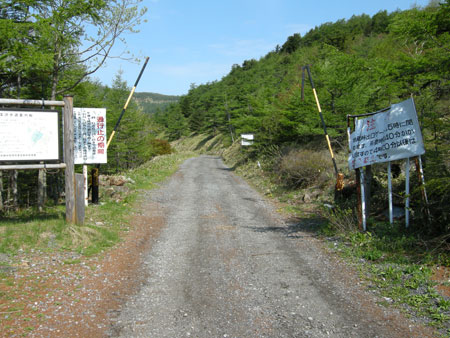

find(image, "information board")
[74,108,107,164]
[348,98,425,170]
[0,109,59,161]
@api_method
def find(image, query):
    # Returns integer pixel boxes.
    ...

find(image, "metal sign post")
[360,169,367,231]
[387,161,393,224]
[405,157,410,227]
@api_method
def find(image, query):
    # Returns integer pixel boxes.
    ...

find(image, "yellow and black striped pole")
[301,65,339,177]
[106,56,150,149]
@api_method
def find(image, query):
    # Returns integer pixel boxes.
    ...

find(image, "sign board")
[0,109,59,161]
[241,134,254,146]
[348,98,425,170]
[74,108,107,164]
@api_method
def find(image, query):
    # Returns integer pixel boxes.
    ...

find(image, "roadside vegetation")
[171,134,449,336]
[0,151,195,336]
[0,151,194,257]
[155,3,450,333]
[1,0,449,336]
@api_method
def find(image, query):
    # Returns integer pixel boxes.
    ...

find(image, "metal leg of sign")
[405,158,410,228]
[417,156,428,202]
[388,161,393,225]
[417,155,431,223]
[416,155,431,222]
[360,168,366,232]
[83,165,88,207]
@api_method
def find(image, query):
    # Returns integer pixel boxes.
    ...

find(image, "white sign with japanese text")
[348,98,425,170]
[74,108,107,164]
[241,134,254,146]
[0,109,59,161]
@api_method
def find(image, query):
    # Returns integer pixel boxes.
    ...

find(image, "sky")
[92,0,430,96]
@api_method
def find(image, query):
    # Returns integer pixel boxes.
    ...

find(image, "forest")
[133,92,180,115]
[155,1,449,237]
[0,0,167,210]
[0,1,449,237]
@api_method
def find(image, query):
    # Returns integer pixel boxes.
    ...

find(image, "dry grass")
[277,149,333,188]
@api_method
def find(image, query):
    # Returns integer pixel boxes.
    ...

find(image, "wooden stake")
[83,165,88,206]
[64,96,76,224]
[415,156,431,222]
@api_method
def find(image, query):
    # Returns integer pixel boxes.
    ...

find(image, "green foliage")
[156,3,449,237]
[323,221,450,330]
[320,207,359,234]
[413,176,450,236]
[0,152,194,256]
[0,0,147,99]
[133,92,180,114]
[280,33,302,54]
[102,72,158,172]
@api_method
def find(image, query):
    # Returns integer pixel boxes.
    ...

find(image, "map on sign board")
[348,98,425,170]
[74,108,107,164]
[0,109,59,161]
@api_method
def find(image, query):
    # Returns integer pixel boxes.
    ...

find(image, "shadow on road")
[244,216,326,239]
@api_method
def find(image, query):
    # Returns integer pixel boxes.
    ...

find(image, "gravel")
[108,156,431,338]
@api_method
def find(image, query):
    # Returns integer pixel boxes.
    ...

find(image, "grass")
[0,151,195,257]
[320,216,450,334]
[218,143,450,336]
[0,151,196,337]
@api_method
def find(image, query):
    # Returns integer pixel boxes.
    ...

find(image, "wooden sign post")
[63,96,77,224]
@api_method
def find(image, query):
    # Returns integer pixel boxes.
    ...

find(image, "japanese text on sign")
[74,108,107,164]
[0,109,59,161]
[241,134,254,146]
[348,98,425,170]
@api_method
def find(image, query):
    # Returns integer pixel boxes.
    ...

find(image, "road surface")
[108,156,426,338]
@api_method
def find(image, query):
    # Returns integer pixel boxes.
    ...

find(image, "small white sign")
[0,109,59,161]
[74,108,107,164]
[241,134,254,146]
[348,98,425,169]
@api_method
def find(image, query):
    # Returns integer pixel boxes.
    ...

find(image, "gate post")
[64,96,76,223]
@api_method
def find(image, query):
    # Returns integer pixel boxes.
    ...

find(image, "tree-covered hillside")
[0,1,172,210]
[159,2,449,147]
[156,1,449,235]
[133,92,180,115]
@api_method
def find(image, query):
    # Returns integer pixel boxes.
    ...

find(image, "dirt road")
[108,156,429,338]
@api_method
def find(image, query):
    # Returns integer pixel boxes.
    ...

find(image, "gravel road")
[108,156,429,338]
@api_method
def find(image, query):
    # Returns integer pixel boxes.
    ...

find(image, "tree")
[42,0,147,99]
[0,1,49,97]
[280,33,301,54]
[0,0,147,100]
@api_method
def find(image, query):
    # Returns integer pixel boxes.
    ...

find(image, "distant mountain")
[133,92,180,114]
